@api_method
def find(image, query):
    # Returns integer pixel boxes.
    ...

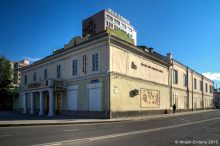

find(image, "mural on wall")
[140,88,160,108]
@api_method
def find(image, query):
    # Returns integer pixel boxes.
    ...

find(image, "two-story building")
[18,9,214,118]
[171,60,214,112]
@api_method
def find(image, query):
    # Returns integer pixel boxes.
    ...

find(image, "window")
[24,75,27,84]
[106,15,113,21]
[205,83,208,92]
[72,60,77,76]
[114,19,120,25]
[57,64,61,79]
[173,70,178,84]
[110,23,113,28]
[200,81,203,91]
[33,72,36,82]
[121,23,126,29]
[210,85,213,93]
[194,78,197,90]
[128,33,133,39]
[183,74,188,87]
[44,68,47,79]
[128,27,132,32]
[92,53,99,71]
[114,25,119,30]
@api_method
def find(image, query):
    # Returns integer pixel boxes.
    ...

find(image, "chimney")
[149,47,154,54]
[167,52,172,60]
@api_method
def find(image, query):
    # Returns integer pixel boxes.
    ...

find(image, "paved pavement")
[0,109,216,127]
[0,109,219,146]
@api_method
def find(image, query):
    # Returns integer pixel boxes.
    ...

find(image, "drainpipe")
[170,60,173,108]
[107,34,111,119]
[202,75,204,109]
[187,67,189,110]
[192,70,194,111]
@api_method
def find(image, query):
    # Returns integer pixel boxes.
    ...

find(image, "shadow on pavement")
[0,110,85,121]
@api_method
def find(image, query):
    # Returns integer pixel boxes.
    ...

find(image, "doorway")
[56,93,61,114]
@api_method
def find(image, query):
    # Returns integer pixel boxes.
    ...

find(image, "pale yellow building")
[171,60,214,112]
[19,32,214,118]
[19,9,214,118]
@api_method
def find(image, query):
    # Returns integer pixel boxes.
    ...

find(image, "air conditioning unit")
[46,79,54,87]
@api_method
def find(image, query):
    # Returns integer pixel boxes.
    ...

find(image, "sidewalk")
[0,110,215,127]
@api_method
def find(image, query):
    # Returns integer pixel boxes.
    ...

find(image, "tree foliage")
[0,56,13,92]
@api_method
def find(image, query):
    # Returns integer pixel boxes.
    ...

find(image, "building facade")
[214,88,220,108]
[171,60,214,111]
[9,59,30,110]
[82,8,137,45]
[18,9,214,118]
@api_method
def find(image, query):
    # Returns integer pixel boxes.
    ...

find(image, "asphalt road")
[0,110,220,146]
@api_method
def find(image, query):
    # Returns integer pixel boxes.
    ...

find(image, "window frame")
[183,74,188,87]
[72,59,78,76]
[173,70,178,84]
[24,74,27,84]
[106,15,113,21]
[205,83,208,92]
[92,53,99,72]
[33,72,36,82]
[200,81,203,91]
[57,64,61,79]
[194,78,197,90]
[44,68,47,80]
[114,19,120,25]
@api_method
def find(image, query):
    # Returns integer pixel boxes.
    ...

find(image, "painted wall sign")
[140,88,160,108]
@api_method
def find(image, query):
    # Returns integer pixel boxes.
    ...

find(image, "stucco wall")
[110,74,170,112]
[20,40,109,86]
[110,45,169,86]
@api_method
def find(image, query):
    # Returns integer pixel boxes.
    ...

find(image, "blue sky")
[0,0,220,87]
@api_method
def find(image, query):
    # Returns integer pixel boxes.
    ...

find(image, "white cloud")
[22,56,41,63]
[202,72,220,81]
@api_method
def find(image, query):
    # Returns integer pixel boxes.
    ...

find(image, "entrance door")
[67,89,78,110]
[89,88,102,111]
[57,94,61,114]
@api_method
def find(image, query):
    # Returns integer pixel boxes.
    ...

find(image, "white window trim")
[72,59,78,76]
[91,52,100,73]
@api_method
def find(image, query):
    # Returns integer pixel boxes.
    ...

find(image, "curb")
[0,109,216,127]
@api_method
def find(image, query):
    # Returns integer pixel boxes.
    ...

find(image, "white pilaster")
[39,91,44,115]
[48,90,54,116]
[22,93,27,114]
[30,92,34,114]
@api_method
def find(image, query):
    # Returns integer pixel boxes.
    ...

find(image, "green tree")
[0,56,13,92]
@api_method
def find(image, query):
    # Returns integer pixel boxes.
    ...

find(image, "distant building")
[12,59,30,86]
[82,8,137,45]
[11,59,29,110]
[214,88,220,108]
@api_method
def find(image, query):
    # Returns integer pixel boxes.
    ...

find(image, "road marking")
[115,125,124,127]
[40,142,62,146]
[0,135,11,138]
[63,129,80,132]
[31,117,220,146]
